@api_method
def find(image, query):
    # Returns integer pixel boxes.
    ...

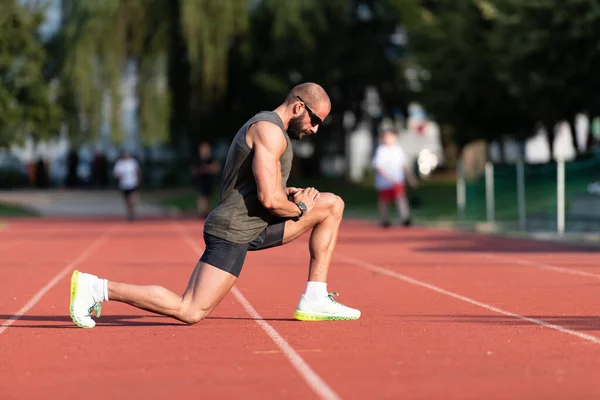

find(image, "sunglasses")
[296,96,323,126]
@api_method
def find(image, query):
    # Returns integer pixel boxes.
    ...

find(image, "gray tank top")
[203,111,293,243]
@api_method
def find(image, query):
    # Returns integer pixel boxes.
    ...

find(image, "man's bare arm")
[250,123,303,217]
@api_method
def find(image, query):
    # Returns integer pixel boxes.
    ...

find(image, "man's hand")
[292,187,320,213]
[285,187,302,199]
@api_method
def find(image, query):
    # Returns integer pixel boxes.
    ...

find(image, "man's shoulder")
[248,121,286,146]
[249,119,284,133]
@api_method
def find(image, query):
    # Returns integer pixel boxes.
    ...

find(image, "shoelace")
[327,292,340,304]
[326,292,350,311]
[88,302,102,318]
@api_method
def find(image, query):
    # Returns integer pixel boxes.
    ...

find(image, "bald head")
[274,82,331,140]
[284,82,331,113]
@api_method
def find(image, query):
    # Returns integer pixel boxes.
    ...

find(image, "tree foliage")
[397,0,535,150]
[0,0,61,147]
[488,0,600,152]
[399,0,600,155]
[227,0,410,148]
[51,0,247,147]
[4,0,600,162]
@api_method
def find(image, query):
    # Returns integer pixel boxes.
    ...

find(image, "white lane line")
[0,226,117,335]
[174,223,341,400]
[484,253,600,280]
[338,254,600,345]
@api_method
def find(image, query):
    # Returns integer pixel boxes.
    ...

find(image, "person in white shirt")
[113,152,141,221]
[372,129,418,227]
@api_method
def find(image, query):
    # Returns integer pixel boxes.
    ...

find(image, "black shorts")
[200,218,287,277]
[121,187,137,199]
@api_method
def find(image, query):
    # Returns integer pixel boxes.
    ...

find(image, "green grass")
[156,167,598,227]
[157,175,460,222]
[158,192,203,212]
[152,156,600,229]
[0,202,38,217]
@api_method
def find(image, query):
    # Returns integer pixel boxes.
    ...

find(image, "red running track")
[1,218,600,399]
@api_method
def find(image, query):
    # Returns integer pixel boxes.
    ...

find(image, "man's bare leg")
[107,261,236,324]
[281,192,360,320]
[69,259,237,328]
[281,192,345,282]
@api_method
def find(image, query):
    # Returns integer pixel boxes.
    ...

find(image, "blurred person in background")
[372,129,419,227]
[190,142,221,219]
[65,149,80,188]
[34,158,49,189]
[113,151,141,221]
[92,151,109,188]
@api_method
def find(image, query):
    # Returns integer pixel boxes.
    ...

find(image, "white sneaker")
[294,292,361,321]
[69,270,102,328]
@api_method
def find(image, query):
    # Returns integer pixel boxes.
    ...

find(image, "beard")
[287,112,310,140]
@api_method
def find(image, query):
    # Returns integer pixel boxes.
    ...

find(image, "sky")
[18,0,62,38]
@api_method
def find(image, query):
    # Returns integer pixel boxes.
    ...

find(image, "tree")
[44,0,415,166]
[0,0,61,147]
[50,0,247,152]
[225,0,412,160]
[489,0,600,156]
[396,0,535,155]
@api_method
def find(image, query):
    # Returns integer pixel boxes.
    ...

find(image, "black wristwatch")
[295,201,307,219]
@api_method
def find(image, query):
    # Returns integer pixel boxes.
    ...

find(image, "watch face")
[297,202,306,213]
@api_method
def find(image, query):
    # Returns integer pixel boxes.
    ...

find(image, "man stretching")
[70,82,360,328]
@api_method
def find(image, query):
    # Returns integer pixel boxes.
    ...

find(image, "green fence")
[463,155,600,230]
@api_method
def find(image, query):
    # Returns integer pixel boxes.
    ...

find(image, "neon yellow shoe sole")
[70,270,99,329]
[293,311,360,321]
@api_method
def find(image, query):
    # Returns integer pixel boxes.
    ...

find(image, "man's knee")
[321,193,344,217]
[332,195,345,217]
[179,305,212,325]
